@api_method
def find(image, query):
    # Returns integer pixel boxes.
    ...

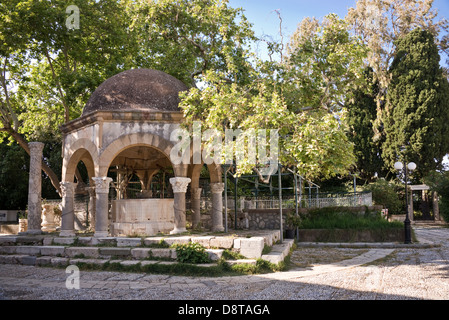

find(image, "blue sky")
[228,0,449,52]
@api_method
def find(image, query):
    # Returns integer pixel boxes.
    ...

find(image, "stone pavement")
[0,224,449,300]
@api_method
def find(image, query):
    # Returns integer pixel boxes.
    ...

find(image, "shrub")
[173,242,211,264]
[363,179,403,215]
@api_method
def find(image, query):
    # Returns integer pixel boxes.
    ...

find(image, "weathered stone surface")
[239,237,265,259]
[77,237,93,245]
[120,260,141,267]
[143,237,166,247]
[15,236,44,245]
[65,247,100,258]
[99,247,131,257]
[0,246,16,254]
[191,236,214,248]
[69,258,109,266]
[52,237,75,245]
[20,255,37,266]
[90,237,116,246]
[130,248,152,259]
[0,236,17,245]
[15,246,41,255]
[117,238,142,247]
[36,256,52,266]
[210,237,234,249]
[40,246,65,256]
[51,257,69,267]
[163,236,191,246]
[149,248,176,260]
[206,249,224,261]
[0,255,23,264]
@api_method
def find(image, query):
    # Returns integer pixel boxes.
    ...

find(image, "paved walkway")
[0,224,449,300]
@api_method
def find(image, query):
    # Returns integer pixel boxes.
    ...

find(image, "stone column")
[93,177,113,237]
[86,187,96,231]
[60,181,77,237]
[210,182,225,232]
[191,187,202,228]
[26,142,45,234]
[169,177,191,234]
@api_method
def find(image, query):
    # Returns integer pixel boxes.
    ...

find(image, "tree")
[346,68,385,182]
[181,14,367,180]
[383,28,449,179]
[0,0,140,195]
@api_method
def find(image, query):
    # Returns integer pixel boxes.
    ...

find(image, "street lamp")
[394,161,416,244]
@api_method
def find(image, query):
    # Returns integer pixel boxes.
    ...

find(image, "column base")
[59,230,76,237]
[170,227,187,235]
[211,226,225,232]
[94,231,109,238]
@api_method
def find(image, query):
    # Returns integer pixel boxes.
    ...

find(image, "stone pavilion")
[59,69,224,237]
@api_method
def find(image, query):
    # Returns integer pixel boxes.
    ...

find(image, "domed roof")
[82,69,189,115]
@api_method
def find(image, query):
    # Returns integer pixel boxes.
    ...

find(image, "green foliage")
[424,171,449,222]
[383,28,449,179]
[363,179,403,215]
[346,68,385,182]
[299,207,403,230]
[173,242,211,264]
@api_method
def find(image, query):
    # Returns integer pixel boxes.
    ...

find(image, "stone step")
[261,239,295,265]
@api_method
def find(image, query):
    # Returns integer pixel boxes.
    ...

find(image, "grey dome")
[82,69,189,115]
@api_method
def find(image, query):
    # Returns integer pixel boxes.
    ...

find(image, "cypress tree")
[383,28,449,180]
[347,68,385,182]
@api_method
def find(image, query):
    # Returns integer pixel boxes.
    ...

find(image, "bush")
[299,207,403,230]
[173,242,211,264]
[363,179,403,215]
[424,171,449,223]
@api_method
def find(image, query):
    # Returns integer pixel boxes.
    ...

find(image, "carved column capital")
[191,187,202,200]
[60,181,77,197]
[210,182,224,194]
[92,177,113,194]
[169,177,191,193]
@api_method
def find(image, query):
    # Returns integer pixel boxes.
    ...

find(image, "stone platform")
[0,230,294,269]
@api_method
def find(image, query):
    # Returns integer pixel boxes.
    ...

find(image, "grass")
[299,207,404,230]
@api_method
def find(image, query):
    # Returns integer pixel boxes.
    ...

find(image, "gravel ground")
[1,226,448,302]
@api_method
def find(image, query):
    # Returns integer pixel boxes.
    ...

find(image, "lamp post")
[394,161,417,244]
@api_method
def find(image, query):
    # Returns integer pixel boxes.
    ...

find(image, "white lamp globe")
[394,162,403,170]
[407,162,417,171]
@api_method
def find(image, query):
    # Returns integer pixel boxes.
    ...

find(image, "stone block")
[0,246,16,254]
[0,255,21,264]
[117,238,142,247]
[20,255,37,265]
[206,249,224,261]
[191,236,215,248]
[239,237,265,259]
[77,237,93,245]
[131,248,152,259]
[0,236,17,245]
[140,260,160,266]
[90,237,117,246]
[120,260,141,267]
[149,248,176,260]
[40,246,65,256]
[16,236,44,245]
[163,236,191,246]
[15,246,41,255]
[99,247,131,257]
[36,256,53,266]
[143,237,167,247]
[69,258,109,266]
[51,257,69,267]
[210,237,234,249]
[52,237,75,245]
[43,237,53,246]
[65,247,100,258]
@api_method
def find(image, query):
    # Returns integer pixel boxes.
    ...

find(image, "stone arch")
[97,133,176,177]
[62,138,98,183]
